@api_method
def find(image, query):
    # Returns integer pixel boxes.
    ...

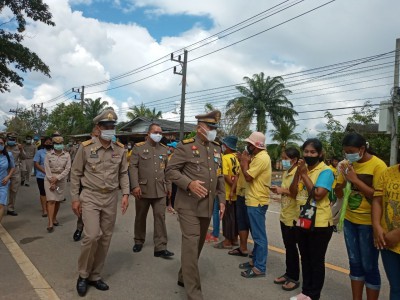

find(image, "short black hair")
[148,123,161,132]
[285,147,300,160]
[301,138,324,161]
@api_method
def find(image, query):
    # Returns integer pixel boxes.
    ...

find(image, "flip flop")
[228,247,249,257]
[239,262,254,269]
[213,242,233,249]
[282,279,300,291]
[274,274,289,284]
[241,268,265,278]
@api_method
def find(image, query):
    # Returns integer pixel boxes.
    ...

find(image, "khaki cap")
[195,110,221,128]
[52,136,64,143]
[93,108,118,125]
[7,132,17,139]
[245,132,266,149]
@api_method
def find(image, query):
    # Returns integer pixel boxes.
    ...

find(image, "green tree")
[83,97,109,131]
[47,103,85,136]
[270,120,303,152]
[4,105,48,137]
[317,111,345,159]
[0,0,55,93]
[347,100,378,125]
[226,73,297,133]
[127,103,162,120]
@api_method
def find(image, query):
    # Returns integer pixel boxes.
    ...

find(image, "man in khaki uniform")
[70,109,130,297]
[22,135,36,187]
[6,132,26,216]
[165,111,226,300]
[130,123,174,257]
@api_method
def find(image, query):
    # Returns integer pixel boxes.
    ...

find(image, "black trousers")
[297,226,333,300]
[280,222,300,281]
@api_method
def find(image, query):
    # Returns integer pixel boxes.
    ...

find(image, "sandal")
[213,241,233,249]
[228,247,249,257]
[241,268,265,278]
[53,221,60,226]
[47,227,54,233]
[282,279,300,291]
[274,274,289,284]
[239,262,254,269]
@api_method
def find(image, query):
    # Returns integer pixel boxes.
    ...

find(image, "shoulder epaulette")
[160,143,168,148]
[211,140,220,146]
[116,141,124,148]
[135,141,145,147]
[182,138,195,144]
[82,139,94,147]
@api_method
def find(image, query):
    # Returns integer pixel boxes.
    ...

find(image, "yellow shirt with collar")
[280,166,299,226]
[222,152,240,201]
[245,150,272,207]
[296,161,333,227]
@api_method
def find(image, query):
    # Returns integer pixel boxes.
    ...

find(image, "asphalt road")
[0,181,390,300]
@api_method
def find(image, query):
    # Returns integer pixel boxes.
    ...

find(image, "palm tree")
[226,73,297,133]
[270,120,303,152]
[127,103,162,120]
[83,98,109,132]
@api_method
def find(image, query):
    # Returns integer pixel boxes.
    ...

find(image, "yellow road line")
[0,224,60,300]
[208,226,349,275]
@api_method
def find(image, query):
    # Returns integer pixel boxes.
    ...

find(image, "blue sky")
[71,1,213,42]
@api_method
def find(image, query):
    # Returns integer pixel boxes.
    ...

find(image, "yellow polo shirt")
[296,161,333,227]
[245,150,271,207]
[280,166,299,226]
[373,165,400,254]
[222,153,240,201]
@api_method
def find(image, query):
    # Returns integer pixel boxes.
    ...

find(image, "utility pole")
[39,103,44,136]
[72,85,85,110]
[171,50,188,141]
[9,103,20,118]
[390,38,400,166]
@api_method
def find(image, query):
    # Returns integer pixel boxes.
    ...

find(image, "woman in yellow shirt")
[372,164,400,300]
[335,133,386,300]
[271,147,301,292]
[289,138,334,300]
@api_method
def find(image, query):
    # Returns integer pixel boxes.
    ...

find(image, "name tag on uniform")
[90,153,98,158]
[112,154,120,158]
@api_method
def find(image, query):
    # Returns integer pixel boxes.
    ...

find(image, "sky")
[1,0,399,139]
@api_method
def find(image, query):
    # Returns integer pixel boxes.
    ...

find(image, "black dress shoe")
[7,211,18,216]
[154,249,174,258]
[73,229,83,241]
[177,281,184,287]
[76,276,88,297]
[132,244,143,253]
[88,279,109,291]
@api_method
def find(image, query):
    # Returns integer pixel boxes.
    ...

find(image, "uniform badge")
[160,162,165,169]
[90,147,98,158]
[112,154,120,158]
[159,155,163,160]
[191,145,198,150]
[143,149,149,154]
[193,150,200,157]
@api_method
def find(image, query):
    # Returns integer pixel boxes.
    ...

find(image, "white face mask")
[200,126,217,142]
[26,139,32,144]
[101,129,116,141]
[150,133,162,143]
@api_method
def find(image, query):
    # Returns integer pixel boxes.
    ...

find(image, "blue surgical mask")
[282,159,292,170]
[345,152,362,163]
[53,144,64,151]
[7,141,16,146]
[0,145,4,151]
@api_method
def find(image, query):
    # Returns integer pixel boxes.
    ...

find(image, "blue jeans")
[381,249,400,300]
[247,205,268,273]
[212,197,220,237]
[343,219,381,290]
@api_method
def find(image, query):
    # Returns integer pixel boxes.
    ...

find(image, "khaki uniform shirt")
[165,135,226,218]
[7,145,26,169]
[23,144,36,159]
[44,150,71,180]
[70,137,130,200]
[129,140,170,199]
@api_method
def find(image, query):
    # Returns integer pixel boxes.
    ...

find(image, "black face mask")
[304,156,320,166]
[44,144,53,150]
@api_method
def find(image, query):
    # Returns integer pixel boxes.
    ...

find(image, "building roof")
[345,123,379,134]
[119,117,196,133]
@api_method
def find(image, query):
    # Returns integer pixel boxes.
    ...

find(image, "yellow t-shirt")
[373,165,400,255]
[222,153,240,201]
[280,166,299,226]
[245,150,271,207]
[329,165,338,188]
[236,170,247,197]
[296,161,333,227]
[337,155,387,225]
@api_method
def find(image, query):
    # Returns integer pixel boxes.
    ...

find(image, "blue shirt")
[33,149,48,179]
[0,152,15,180]
[315,169,334,191]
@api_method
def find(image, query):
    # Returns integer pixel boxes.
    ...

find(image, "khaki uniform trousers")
[8,166,21,212]
[134,197,167,251]
[178,213,211,300]
[78,188,118,281]
[22,158,34,182]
